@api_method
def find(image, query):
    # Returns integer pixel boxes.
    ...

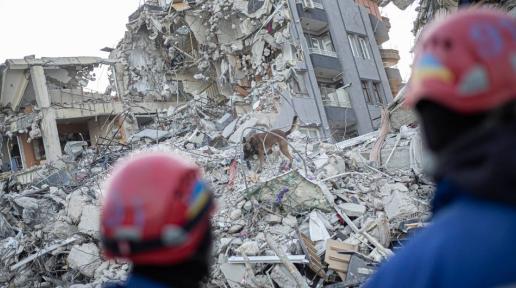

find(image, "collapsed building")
[108,0,401,141]
[0,0,403,175]
[0,56,180,180]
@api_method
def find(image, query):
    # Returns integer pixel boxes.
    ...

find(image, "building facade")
[276,0,401,141]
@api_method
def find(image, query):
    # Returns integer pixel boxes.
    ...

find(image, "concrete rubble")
[0,0,439,287]
[0,103,433,286]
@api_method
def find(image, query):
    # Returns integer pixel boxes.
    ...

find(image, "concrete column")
[30,66,62,162]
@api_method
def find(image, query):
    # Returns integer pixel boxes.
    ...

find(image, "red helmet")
[405,8,516,113]
[100,152,214,265]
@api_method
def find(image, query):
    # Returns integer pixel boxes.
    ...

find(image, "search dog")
[243,116,299,172]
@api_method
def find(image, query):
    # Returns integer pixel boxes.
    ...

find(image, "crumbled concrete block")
[269,224,293,236]
[94,261,110,279]
[78,205,100,238]
[219,237,234,253]
[229,209,242,220]
[282,215,298,228]
[228,220,246,234]
[13,197,38,210]
[222,118,239,139]
[220,263,246,288]
[379,183,408,196]
[265,214,283,225]
[229,118,258,143]
[67,190,86,223]
[216,113,234,130]
[340,203,367,217]
[271,264,297,288]
[237,241,260,256]
[382,190,418,220]
[44,220,78,239]
[243,201,253,212]
[67,243,101,278]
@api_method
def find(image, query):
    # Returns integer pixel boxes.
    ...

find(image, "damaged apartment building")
[0,56,181,175]
[0,0,401,174]
[108,0,401,142]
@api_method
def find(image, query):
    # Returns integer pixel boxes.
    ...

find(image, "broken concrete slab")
[64,141,88,160]
[67,190,87,224]
[222,118,239,139]
[236,241,260,256]
[229,209,243,221]
[44,220,78,239]
[282,214,297,228]
[216,113,234,130]
[67,243,101,278]
[220,263,247,288]
[271,264,297,288]
[382,190,419,221]
[265,214,283,225]
[339,203,367,218]
[309,211,331,242]
[78,205,100,238]
[244,170,332,214]
[229,118,258,143]
[130,129,171,142]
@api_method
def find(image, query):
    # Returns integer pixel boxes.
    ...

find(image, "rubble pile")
[0,99,433,287]
[109,0,300,131]
[0,145,131,287]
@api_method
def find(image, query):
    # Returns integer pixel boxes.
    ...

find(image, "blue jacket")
[365,180,516,288]
[103,275,169,288]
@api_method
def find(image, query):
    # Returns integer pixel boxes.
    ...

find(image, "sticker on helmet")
[187,181,210,219]
[413,53,454,83]
[470,22,503,59]
[459,66,489,95]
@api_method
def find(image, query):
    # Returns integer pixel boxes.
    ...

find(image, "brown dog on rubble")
[243,116,299,172]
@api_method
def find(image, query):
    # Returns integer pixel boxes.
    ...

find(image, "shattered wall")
[110,0,311,135]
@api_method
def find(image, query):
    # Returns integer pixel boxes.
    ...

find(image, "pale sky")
[0,0,142,59]
[0,0,417,82]
[381,2,419,82]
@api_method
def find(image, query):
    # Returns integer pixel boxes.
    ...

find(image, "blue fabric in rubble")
[103,274,169,288]
[364,180,516,288]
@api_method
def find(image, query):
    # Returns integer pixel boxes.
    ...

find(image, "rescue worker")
[100,152,215,288]
[365,8,516,288]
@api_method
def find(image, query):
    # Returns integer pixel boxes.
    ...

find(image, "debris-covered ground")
[0,98,434,287]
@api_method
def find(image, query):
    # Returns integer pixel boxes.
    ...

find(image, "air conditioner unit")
[303,0,315,10]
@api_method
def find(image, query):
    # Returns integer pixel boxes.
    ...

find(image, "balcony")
[309,49,342,79]
[321,87,352,108]
[380,48,400,67]
[309,48,337,58]
[369,14,389,45]
[385,67,402,96]
[324,106,357,130]
[382,16,391,30]
[296,3,328,34]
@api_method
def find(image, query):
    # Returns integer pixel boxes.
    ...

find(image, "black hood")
[434,120,516,206]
